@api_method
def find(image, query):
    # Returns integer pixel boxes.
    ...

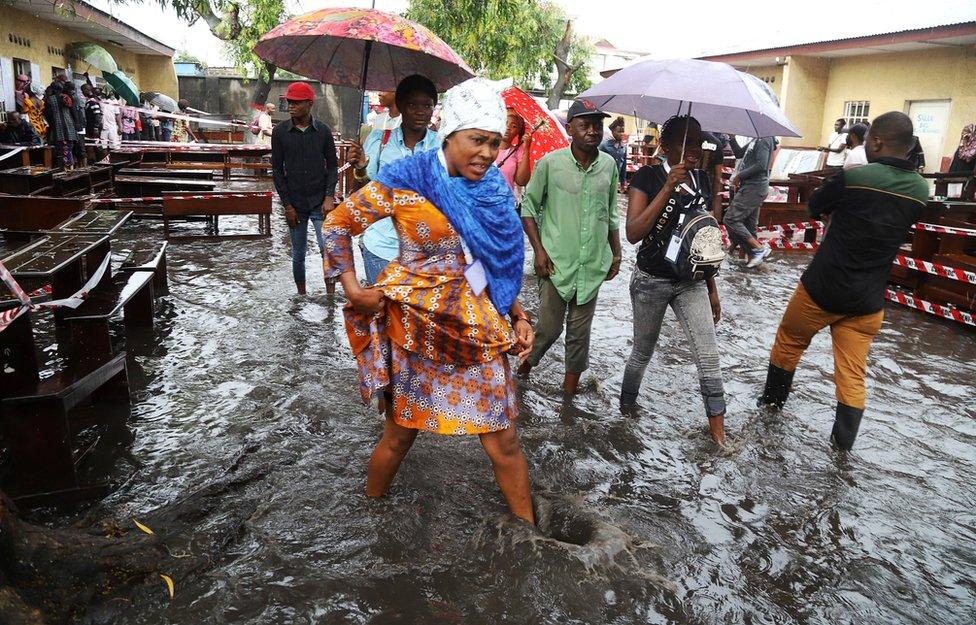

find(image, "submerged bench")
[162,194,272,240]
[63,270,156,367]
[120,240,169,296]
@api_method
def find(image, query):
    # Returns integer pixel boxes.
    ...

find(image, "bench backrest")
[0,195,88,230]
[163,195,272,217]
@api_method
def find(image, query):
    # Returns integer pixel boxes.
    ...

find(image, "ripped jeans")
[620,268,727,417]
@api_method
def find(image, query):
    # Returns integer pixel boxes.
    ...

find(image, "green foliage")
[405,0,592,95]
[173,50,202,64]
[152,0,286,80]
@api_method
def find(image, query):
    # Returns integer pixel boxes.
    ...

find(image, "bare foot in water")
[708,413,727,446]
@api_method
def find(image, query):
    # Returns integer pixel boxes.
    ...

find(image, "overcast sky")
[89,0,976,66]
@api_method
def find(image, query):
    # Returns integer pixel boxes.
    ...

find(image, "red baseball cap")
[285,82,315,102]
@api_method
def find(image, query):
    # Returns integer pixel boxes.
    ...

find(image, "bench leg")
[69,319,113,367]
[1,399,78,496]
[123,281,155,328]
[90,360,131,408]
[52,263,85,324]
[0,312,39,391]
[154,250,169,296]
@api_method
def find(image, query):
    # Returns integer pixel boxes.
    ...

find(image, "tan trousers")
[770,283,883,409]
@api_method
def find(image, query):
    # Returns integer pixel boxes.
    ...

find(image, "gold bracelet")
[353,167,369,182]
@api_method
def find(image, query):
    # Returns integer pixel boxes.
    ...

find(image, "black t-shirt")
[630,163,712,278]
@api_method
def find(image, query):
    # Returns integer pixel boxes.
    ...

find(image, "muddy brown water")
[20,189,976,624]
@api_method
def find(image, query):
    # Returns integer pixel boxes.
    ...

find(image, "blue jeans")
[360,241,391,284]
[621,268,726,417]
[161,127,172,142]
[289,210,325,285]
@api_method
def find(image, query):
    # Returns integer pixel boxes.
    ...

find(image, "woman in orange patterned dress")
[323,79,536,523]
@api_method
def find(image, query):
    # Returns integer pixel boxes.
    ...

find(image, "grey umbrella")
[579,58,801,138]
[144,92,178,113]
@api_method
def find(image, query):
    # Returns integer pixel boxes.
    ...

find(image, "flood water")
[27,188,976,624]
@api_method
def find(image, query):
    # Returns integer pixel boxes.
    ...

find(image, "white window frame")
[844,100,870,126]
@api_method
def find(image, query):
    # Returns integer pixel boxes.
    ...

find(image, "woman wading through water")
[323,78,536,523]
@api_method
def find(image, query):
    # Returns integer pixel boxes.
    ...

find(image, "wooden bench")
[1,293,132,507]
[120,240,169,295]
[162,194,272,240]
[63,270,155,367]
[53,169,93,197]
[0,166,55,195]
[0,195,89,230]
[120,167,215,180]
[0,351,129,507]
[114,175,215,197]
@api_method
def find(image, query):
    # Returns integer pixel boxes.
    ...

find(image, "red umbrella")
[253,8,474,92]
[502,86,569,170]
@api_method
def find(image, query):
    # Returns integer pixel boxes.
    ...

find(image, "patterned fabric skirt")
[386,343,517,435]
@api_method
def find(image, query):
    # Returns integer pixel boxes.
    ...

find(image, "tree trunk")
[546,20,582,110]
[251,62,278,110]
[0,444,268,623]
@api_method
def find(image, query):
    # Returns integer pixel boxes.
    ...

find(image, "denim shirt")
[361,126,440,261]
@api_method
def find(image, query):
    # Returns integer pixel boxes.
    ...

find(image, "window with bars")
[13,59,30,80]
[844,100,870,126]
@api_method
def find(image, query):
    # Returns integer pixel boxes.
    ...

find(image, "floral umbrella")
[252,7,474,93]
[501,86,569,171]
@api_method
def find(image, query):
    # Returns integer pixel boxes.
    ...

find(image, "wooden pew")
[0,166,55,195]
[114,175,215,197]
[162,194,271,240]
[63,271,156,368]
[120,167,215,180]
[0,195,89,230]
[119,240,169,295]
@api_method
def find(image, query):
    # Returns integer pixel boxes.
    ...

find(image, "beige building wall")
[0,3,177,98]
[819,46,976,164]
[778,55,830,148]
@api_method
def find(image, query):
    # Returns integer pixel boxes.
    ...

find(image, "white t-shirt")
[843,145,867,170]
[370,110,401,132]
[826,131,848,166]
[100,100,118,132]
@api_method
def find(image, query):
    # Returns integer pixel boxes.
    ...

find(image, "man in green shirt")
[519,99,623,395]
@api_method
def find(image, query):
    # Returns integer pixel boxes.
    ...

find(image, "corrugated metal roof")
[698,19,976,60]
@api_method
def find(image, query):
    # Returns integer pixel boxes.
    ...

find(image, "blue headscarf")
[376,148,524,316]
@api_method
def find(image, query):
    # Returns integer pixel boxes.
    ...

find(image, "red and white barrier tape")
[914,223,976,237]
[88,192,272,205]
[893,255,976,285]
[757,220,824,234]
[0,253,111,333]
[767,239,819,250]
[886,288,975,328]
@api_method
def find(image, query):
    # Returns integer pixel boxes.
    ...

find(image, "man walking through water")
[271,82,339,295]
[519,99,622,395]
[759,112,928,450]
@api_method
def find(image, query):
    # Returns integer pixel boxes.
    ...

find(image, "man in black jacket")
[0,112,41,145]
[271,82,339,295]
[759,112,929,450]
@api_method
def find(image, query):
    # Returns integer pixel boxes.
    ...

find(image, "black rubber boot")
[830,403,864,450]
[758,363,794,409]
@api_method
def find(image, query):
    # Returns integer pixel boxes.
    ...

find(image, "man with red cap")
[271,81,340,295]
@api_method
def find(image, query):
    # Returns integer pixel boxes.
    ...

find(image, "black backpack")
[638,169,725,281]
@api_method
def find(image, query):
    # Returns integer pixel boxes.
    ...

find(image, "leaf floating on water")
[133,518,155,535]
[159,574,175,599]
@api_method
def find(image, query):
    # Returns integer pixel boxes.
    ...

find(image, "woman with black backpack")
[619,115,728,445]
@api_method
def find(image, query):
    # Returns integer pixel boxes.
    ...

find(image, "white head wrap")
[437,77,507,145]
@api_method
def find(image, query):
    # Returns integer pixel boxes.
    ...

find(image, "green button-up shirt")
[521,147,620,305]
